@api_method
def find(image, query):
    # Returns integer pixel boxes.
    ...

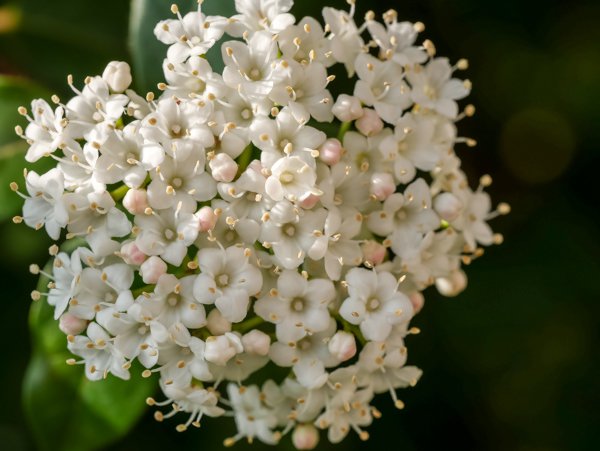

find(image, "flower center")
[367,297,381,311]
[170,124,185,138]
[167,294,180,307]
[172,177,183,188]
[241,108,252,120]
[249,67,261,81]
[292,298,305,312]
[164,228,176,240]
[395,209,407,221]
[216,273,229,288]
[284,224,296,237]
[280,171,295,184]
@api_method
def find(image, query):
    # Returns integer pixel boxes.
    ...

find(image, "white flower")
[229,0,295,36]
[450,186,495,250]
[367,178,439,238]
[367,19,427,66]
[322,7,364,75]
[279,17,333,67]
[254,269,335,342]
[339,268,413,341]
[134,208,199,266]
[102,61,132,93]
[270,60,334,123]
[227,383,279,445]
[265,156,321,202]
[354,54,411,123]
[222,31,279,99]
[20,168,68,240]
[406,58,470,118]
[22,100,74,162]
[47,250,83,319]
[154,7,227,64]
[67,322,129,381]
[193,246,262,323]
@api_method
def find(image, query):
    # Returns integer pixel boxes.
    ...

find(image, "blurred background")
[0,0,598,450]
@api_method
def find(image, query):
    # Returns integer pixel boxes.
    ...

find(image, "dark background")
[0,0,598,450]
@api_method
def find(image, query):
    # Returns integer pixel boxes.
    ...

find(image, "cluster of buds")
[14,0,508,448]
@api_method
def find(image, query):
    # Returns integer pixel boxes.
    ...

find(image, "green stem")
[110,184,129,202]
[233,315,265,334]
[236,143,255,176]
[337,121,352,141]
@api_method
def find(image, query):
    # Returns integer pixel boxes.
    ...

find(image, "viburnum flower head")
[15,0,509,448]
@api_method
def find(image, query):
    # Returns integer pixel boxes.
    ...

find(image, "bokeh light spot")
[500,108,575,184]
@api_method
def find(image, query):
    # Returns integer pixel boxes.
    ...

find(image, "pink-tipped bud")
[355,108,383,137]
[204,333,243,366]
[433,192,463,222]
[292,424,320,450]
[319,138,343,166]
[332,94,364,122]
[361,240,387,266]
[59,313,88,336]
[408,291,425,315]
[209,153,238,183]
[102,61,132,93]
[120,241,147,266]
[370,172,396,200]
[197,206,217,232]
[328,331,357,362]
[206,308,232,335]
[299,194,320,209]
[139,256,167,284]
[123,188,149,215]
[435,270,467,297]
[242,329,271,356]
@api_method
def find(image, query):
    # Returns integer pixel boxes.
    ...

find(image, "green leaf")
[0,0,131,94]
[23,259,157,451]
[128,0,236,94]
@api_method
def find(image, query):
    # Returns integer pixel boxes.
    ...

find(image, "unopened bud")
[328,331,356,362]
[332,94,363,122]
[120,241,147,266]
[102,61,132,93]
[370,172,396,200]
[292,424,320,450]
[299,194,320,209]
[123,188,149,215]
[206,308,232,335]
[361,240,386,266]
[408,291,425,315]
[435,270,467,297]
[241,329,270,356]
[433,192,463,222]
[139,256,167,284]
[319,138,343,166]
[209,153,238,183]
[204,333,243,366]
[355,108,383,137]
[59,313,88,336]
[197,206,217,232]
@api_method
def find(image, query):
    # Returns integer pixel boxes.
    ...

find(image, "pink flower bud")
[207,308,232,335]
[434,192,463,222]
[102,61,132,93]
[59,313,88,335]
[355,108,383,137]
[332,94,364,122]
[204,333,243,365]
[328,331,356,361]
[319,138,343,166]
[139,256,167,284]
[292,424,320,450]
[361,240,387,266]
[197,206,217,232]
[120,241,147,266]
[209,153,238,183]
[370,172,396,200]
[123,188,149,215]
[408,291,425,315]
[435,270,468,297]
[299,194,320,209]
[242,330,271,356]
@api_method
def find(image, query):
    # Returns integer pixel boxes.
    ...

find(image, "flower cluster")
[14,0,508,448]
